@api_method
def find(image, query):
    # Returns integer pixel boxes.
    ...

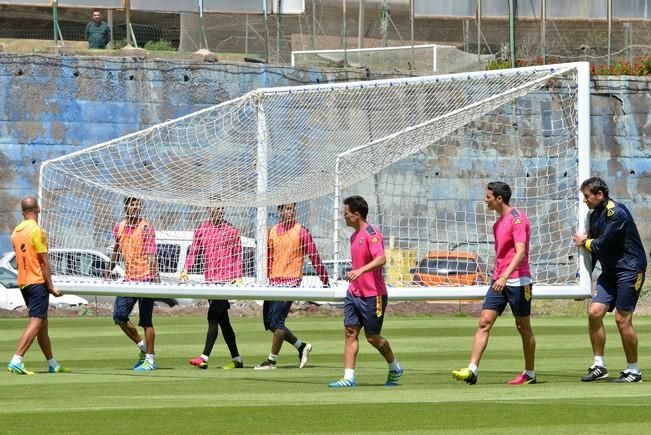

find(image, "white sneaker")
[298,343,312,368]
[254,359,277,370]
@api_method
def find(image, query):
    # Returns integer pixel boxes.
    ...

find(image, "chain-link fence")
[1,1,651,72]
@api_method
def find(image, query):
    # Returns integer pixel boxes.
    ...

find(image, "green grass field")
[1,313,650,434]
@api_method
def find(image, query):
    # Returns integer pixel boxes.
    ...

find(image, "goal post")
[291,44,495,74]
[39,62,591,301]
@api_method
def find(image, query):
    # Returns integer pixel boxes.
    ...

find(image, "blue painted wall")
[1,54,651,257]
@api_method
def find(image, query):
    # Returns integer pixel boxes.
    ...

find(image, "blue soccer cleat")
[133,351,146,369]
[328,378,357,388]
[7,362,34,375]
[385,368,404,387]
[48,365,70,374]
[133,360,158,372]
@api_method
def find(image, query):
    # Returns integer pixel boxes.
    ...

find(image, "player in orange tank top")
[7,196,68,375]
[254,203,329,370]
[105,197,160,371]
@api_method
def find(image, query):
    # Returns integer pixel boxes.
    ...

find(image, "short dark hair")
[278,203,296,211]
[580,176,609,198]
[343,195,369,219]
[124,196,140,206]
[487,181,512,204]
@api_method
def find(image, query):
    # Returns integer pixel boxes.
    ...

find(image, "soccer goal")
[39,62,591,302]
[291,44,495,74]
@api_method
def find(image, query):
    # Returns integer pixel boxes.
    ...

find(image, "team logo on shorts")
[523,284,531,301]
[635,273,644,292]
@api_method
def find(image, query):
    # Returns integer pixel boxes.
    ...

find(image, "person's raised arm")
[301,228,329,286]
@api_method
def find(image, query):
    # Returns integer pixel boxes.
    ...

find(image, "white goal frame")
[40,62,592,302]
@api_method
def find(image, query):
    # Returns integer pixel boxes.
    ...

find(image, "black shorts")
[207,299,230,321]
[343,292,387,335]
[593,271,645,312]
[262,301,292,331]
[113,296,155,327]
[21,283,49,319]
[482,282,533,317]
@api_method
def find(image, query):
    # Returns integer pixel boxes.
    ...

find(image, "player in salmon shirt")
[105,197,160,371]
[254,203,329,370]
[328,195,403,388]
[7,196,67,375]
[184,207,244,370]
[452,181,536,385]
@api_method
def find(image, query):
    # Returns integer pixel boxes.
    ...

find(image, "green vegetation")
[143,39,176,52]
[487,55,651,76]
[1,315,650,433]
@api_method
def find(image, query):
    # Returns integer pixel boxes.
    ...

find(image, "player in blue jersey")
[573,177,647,383]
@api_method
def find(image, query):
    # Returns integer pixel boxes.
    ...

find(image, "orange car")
[411,251,488,286]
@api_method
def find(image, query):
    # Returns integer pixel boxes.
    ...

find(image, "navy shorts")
[482,282,533,317]
[343,292,387,335]
[263,301,292,330]
[593,271,645,313]
[207,299,230,321]
[113,296,155,327]
[21,283,49,319]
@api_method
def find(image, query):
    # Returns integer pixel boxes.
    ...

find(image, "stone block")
[120,47,147,58]
[191,49,219,62]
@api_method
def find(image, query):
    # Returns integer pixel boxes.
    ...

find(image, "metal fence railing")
[1,1,651,73]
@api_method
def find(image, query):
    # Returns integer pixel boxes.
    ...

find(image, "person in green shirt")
[85,10,110,49]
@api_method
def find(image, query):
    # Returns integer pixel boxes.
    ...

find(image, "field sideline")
[1,314,650,434]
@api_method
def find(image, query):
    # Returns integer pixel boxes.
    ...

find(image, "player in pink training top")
[183,207,244,370]
[328,195,403,388]
[452,181,536,385]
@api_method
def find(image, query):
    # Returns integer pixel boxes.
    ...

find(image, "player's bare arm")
[105,241,120,279]
[493,242,525,292]
[345,255,386,282]
[37,252,61,297]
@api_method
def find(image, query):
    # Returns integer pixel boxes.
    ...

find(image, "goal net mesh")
[39,64,582,299]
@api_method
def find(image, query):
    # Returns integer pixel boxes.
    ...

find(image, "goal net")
[39,62,591,301]
[291,44,495,75]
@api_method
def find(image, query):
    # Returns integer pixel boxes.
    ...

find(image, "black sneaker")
[581,365,608,382]
[613,370,642,383]
[253,359,276,370]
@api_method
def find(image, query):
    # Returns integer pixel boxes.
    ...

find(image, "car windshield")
[303,261,352,278]
[48,252,108,277]
[0,267,18,288]
[417,258,479,275]
[157,244,181,274]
